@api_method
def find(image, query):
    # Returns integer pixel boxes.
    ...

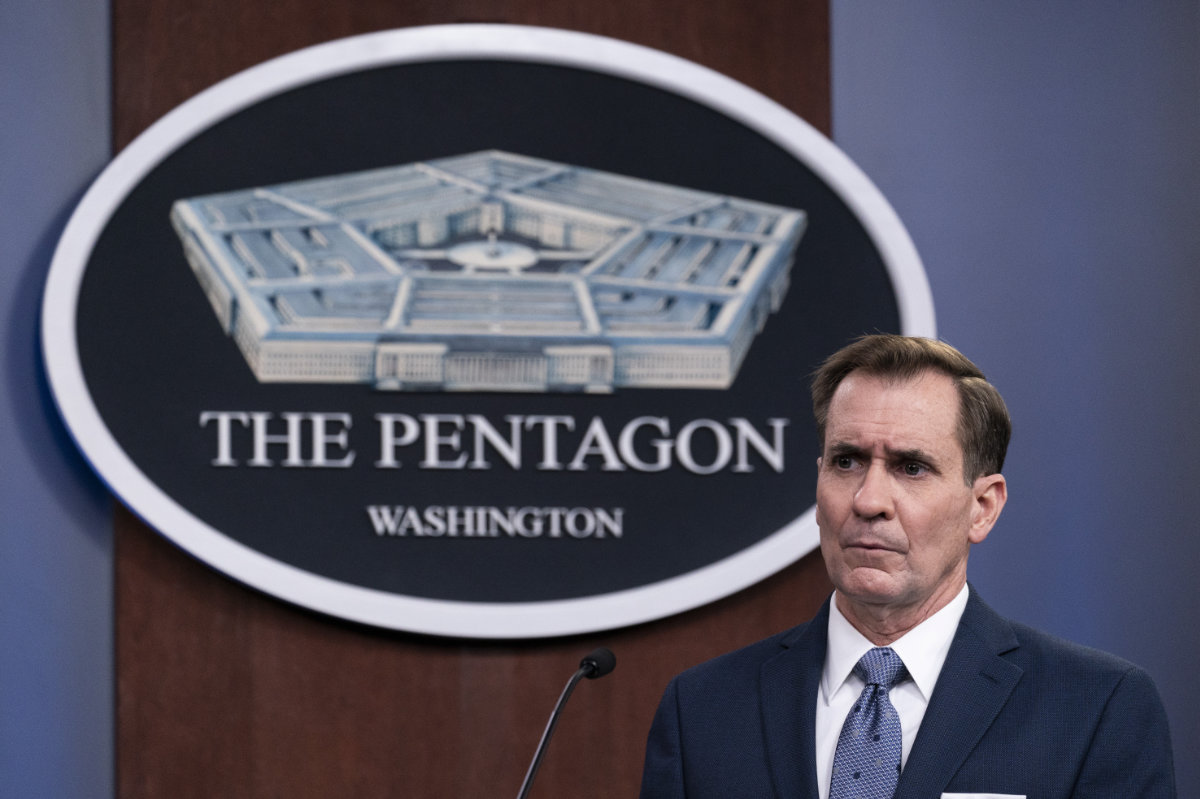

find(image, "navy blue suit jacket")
[640,588,1175,798]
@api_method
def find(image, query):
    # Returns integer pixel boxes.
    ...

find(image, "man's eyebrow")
[824,441,863,457]
[888,447,933,463]
[886,447,944,473]
[823,442,943,470]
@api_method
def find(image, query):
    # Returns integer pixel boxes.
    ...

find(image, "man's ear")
[968,473,1007,544]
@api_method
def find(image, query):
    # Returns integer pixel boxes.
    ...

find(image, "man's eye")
[902,462,927,476]
[834,456,855,469]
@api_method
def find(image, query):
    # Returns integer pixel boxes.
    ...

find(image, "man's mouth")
[845,540,897,553]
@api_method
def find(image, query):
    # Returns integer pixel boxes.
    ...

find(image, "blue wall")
[1,0,113,796]
[3,1,1196,795]
[833,2,1200,792]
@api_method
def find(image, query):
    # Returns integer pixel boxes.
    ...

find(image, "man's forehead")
[823,370,962,453]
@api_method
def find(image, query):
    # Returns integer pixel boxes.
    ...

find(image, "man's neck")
[834,580,966,646]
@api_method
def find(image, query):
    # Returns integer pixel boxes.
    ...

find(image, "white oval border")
[42,24,934,639]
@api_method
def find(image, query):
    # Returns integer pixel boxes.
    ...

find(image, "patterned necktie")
[829,647,908,799]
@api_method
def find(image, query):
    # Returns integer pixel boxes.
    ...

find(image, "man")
[639,335,1175,798]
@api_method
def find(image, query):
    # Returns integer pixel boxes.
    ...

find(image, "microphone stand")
[515,648,615,799]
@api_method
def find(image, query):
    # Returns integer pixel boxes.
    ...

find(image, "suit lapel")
[760,601,830,799]
[894,588,1024,799]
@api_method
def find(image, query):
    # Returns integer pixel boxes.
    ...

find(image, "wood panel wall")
[113,2,831,795]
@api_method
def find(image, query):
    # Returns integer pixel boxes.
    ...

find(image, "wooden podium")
[112,2,832,795]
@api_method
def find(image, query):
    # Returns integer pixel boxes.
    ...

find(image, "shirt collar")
[821,584,969,705]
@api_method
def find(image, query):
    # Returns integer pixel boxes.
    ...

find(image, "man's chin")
[833,568,905,606]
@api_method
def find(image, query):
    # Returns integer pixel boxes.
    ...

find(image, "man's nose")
[852,460,894,520]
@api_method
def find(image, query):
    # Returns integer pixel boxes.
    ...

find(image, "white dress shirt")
[814,584,969,799]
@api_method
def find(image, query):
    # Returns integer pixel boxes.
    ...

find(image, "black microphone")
[515,647,616,799]
[579,646,616,679]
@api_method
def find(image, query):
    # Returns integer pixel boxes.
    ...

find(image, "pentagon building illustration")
[170,151,806,392]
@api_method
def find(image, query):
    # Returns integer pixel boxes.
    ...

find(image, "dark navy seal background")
[75,60,898,602]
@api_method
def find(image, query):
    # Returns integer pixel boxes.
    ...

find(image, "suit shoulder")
[671,624,807,689]
[963,590,1157,687]
[1003,618,1161,695]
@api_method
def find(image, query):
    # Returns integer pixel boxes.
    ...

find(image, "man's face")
[816,369,1005,621]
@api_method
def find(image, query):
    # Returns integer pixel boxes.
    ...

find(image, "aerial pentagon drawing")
[170,151,807,392]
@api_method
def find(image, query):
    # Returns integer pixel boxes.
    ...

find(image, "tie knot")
[854,646,907,687]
